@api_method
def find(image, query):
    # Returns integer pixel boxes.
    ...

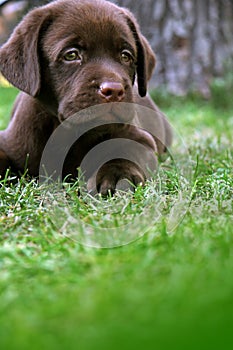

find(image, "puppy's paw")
[87,159,145,196]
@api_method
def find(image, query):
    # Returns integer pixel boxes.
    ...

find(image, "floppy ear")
[124,10,156,97]
[0,8,51,97]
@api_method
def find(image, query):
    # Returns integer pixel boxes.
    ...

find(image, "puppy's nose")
[99,82,125,102]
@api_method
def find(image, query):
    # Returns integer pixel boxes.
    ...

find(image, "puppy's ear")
[0,8,51,96]
[124,10,156,97]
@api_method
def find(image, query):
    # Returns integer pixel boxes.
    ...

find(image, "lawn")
[0,77,233,350]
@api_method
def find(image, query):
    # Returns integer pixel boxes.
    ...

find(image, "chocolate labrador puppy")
[0,0,172,195]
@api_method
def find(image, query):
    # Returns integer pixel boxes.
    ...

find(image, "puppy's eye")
[63,48,82,62]
[120,50,134,64]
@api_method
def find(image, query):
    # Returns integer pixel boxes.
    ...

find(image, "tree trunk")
[112,0,233,97]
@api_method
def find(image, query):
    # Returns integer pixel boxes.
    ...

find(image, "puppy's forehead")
[43,0,136,56]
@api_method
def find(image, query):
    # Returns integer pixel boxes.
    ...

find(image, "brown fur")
[0,0,172,195]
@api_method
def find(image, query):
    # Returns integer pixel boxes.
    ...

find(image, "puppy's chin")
[58,101,136,125]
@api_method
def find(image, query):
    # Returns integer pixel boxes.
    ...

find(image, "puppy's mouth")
[58,102,135,125]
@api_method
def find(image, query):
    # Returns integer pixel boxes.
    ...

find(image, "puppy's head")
[0,0,156,119]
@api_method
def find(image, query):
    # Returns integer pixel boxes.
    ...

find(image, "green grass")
[0,79,233,350]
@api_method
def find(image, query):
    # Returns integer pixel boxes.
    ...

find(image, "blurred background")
[0,0,233,98]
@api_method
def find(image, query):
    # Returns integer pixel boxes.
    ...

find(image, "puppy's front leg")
[0,93,58,177]
[86,127,158,196]
[0,147,10,177]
